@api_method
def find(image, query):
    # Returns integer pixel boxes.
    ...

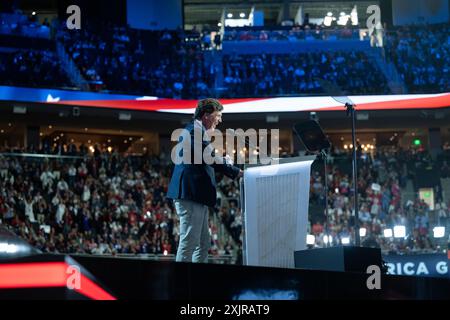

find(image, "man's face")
[202,111,222,130]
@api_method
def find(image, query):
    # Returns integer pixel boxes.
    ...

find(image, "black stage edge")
[294,247,383,273]
[1,254,449,299]
[73,255,449,300]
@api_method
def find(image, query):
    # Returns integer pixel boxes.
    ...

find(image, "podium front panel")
[243,159,314,268]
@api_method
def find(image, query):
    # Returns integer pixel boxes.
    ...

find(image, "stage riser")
[1,255,449,299]
[72,256,450,300]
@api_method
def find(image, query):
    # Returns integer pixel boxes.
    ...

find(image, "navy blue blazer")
[167,120,240,207]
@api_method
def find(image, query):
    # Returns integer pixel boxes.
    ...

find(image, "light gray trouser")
[174,199,210,263]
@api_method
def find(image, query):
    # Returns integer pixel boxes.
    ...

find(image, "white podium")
[240,156,316,268]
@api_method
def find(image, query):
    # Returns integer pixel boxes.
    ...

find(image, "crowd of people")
[0,49,73,88]
[384,23,450,94]
[57,23,214,98]
[223,25,359,42]
[0,143,449,260]
[217,146,450,255]
[1,9,448,98]
[0,12,51,39]
[0,146,235,258]
[222,51,390,97]
[308,147,449,253]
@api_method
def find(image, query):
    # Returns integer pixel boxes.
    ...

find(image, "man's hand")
[224,154,234,165]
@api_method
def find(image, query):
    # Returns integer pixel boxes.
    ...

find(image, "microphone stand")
[320,149,331,247]
[345,102,360,247]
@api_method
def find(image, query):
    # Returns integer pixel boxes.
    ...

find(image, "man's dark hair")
[194,98,223,119]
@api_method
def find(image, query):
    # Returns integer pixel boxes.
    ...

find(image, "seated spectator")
[0,49,73,88]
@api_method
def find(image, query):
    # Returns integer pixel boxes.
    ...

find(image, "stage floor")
[0,254,449,300]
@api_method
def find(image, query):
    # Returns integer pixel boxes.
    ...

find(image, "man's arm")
[212,161,241,179]
[190,125,242,179]
[180,121,242,179]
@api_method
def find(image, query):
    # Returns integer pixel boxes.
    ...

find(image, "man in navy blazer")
[167,98,242,263]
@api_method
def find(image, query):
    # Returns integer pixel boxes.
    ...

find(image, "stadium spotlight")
[306,234,315,245]
[32,11,36,16]
[393,225,406,238]
[341,237,350,245]
[359,228,367,237]
[240,12,245,18]
[383,228,393,238]
[433,226,445,238]
[227,13,233,18]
